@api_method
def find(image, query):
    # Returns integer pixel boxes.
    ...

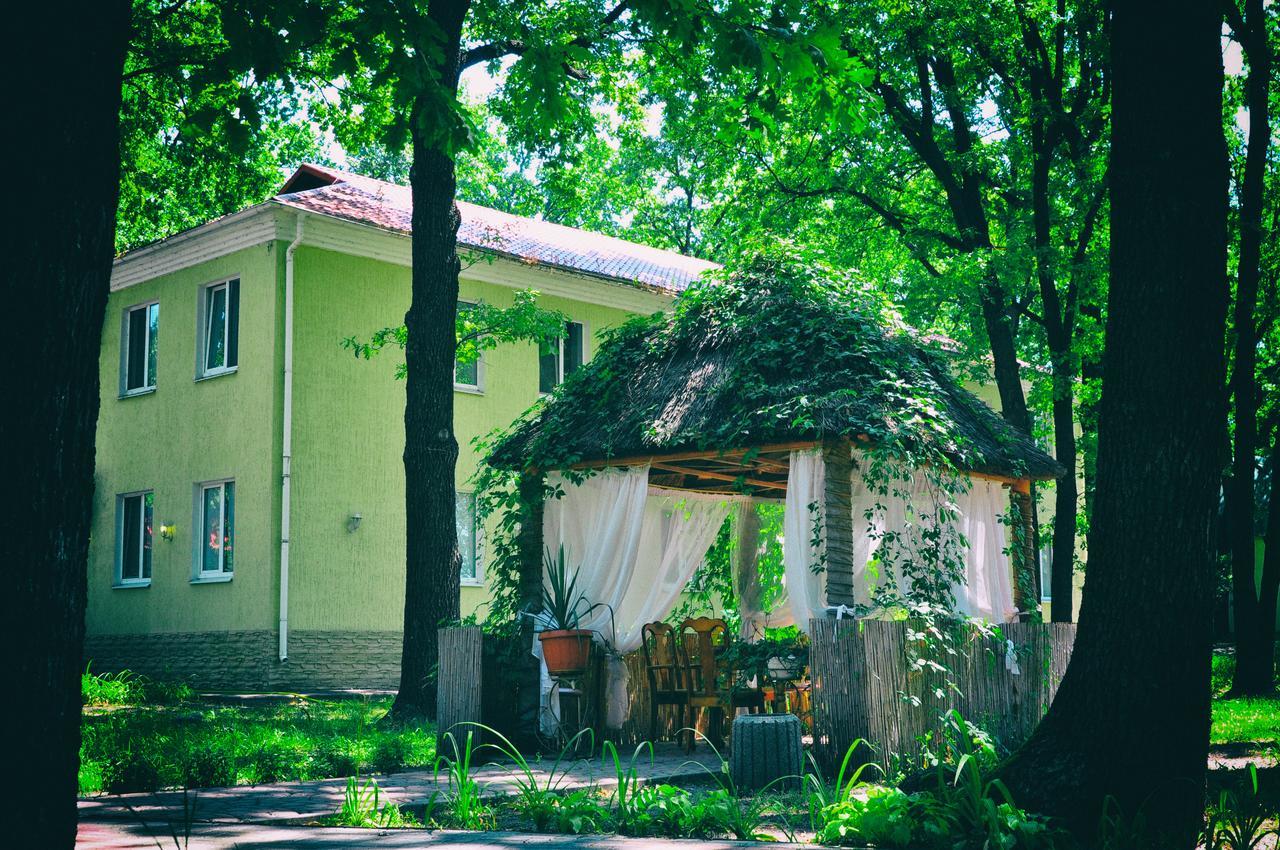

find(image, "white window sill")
[460,578,485,588]
[113,579,152,589]
[191,573,233,584]
[195,366,238,383]
[119,386,156,400]
[454,384,484,396]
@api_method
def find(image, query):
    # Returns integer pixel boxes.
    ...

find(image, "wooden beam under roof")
[650,461,787,492]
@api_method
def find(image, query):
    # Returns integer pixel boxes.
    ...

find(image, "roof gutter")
[279,212,305,662]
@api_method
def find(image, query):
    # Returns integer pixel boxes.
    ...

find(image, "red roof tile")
[275,164,717,293]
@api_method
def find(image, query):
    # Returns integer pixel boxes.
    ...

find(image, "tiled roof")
[274,164,718,293]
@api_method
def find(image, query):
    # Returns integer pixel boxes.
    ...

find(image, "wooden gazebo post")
[1008,480,1038,621]
[514,469,546,742]
[821,438,857,610]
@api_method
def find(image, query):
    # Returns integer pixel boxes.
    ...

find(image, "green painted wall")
[286,246,651,630]
[87,242,284,636]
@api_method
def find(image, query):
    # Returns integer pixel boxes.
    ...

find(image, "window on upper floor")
[121,301,159,395]
[455,300,482,392]
[195,479,235,581]
[116,490,154,586]
[456,491,482,584]
[199,278,239,378]
[539,321,584,394]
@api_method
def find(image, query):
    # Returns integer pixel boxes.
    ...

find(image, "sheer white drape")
[615,489,733,651]
[537,468,733,729]
[783,450,827,630]
[542,466,653,635]
[950,478,1016,622]
[783,450,1017,630]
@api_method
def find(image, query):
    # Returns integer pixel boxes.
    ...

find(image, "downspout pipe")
[280,212,305,662]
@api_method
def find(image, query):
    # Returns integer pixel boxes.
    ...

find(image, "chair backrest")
[679,617,729,697]
[641,621,684,693]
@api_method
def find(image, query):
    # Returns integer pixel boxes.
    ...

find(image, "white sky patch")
[460,58,511,103]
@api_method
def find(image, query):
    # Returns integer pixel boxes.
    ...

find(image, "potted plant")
[537,546,603,678]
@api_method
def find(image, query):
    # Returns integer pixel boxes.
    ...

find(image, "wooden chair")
[678,617,765,750]
[640,622,689,744]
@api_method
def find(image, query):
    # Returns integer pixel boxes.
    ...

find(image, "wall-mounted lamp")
[159,524,176,542]
[347,513,362,533]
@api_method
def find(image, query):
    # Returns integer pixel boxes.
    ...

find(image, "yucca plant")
[538,545,604,632]
[1203,765,1278,850]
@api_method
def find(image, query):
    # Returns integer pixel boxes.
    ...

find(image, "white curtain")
[848,464,1015,623]
[613,488,733,651]
[537,468,732,729]
[783,450,827,631]
[542,466,653,633]
[783,450,1017,631]
[950,478,1016,622]
[538,466,651,734]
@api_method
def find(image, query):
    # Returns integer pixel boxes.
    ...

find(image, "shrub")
[371,736,411,774]
[816,785,916,848]
[315,738,362,778]
[103,749,163,794]
[536,790,609,835]
[247,740,308,784]
[82,667,145,706]
[183,745,236,789]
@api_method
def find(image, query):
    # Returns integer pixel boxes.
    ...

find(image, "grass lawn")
[1211,696,1280,746]
[80,671,435,795]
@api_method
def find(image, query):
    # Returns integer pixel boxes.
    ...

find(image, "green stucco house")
[85,164,715,691]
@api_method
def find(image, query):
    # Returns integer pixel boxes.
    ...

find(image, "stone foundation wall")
[84,630,403,692]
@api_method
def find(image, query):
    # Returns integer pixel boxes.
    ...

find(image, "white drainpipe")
[280,213,305,662]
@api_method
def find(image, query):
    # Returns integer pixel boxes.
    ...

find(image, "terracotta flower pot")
[539,629,594,678]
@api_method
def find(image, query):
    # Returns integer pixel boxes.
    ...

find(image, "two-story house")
[85,164,715,691]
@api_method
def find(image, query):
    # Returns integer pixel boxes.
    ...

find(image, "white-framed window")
[539,321,585,394]
[456,491,482,585]
[454,300,483,393]
[193,479,235,581]
[197,278,240,378]
[115,490,154,587]
[1039,544,1053,603]
[120,301,159,395]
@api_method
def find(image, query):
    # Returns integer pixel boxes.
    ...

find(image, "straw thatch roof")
[487,259,1063,483]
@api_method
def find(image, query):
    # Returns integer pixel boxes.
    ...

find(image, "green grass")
[80,678,435,795]
[1212,697,1280,746]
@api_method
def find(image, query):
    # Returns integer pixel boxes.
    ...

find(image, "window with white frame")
[1039,544,1053,602]
[116,491,154,585]
[199,278,240,377]
[121,302,159,394]
[454,300,481,391]
[538,321,584,394]
[456,491,481,583]
[196,480,235,579]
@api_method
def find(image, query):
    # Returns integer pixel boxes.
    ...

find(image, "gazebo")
[484,259,1062,733]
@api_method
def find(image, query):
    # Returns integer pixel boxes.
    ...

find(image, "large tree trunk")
[1229,0,1273,696]
[998,0,1228,842]
[1257,445,1280,687]
[3,4,129,846]
[392,0,471,721]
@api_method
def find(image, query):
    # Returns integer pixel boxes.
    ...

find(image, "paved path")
[78,823,807,850]
[79,744,721,826]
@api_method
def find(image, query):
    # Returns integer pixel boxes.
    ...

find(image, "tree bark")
[392,0,471,721]
[1257,445,1280,688]
[998,0,1228,842]
[1228,0,1273,696]
[3,3,129,846]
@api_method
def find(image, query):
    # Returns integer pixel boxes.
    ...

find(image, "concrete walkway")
[78,823,807,850]
[78,744,721,826]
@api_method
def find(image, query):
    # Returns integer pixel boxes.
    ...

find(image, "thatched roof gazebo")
[488,259,1063,636]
